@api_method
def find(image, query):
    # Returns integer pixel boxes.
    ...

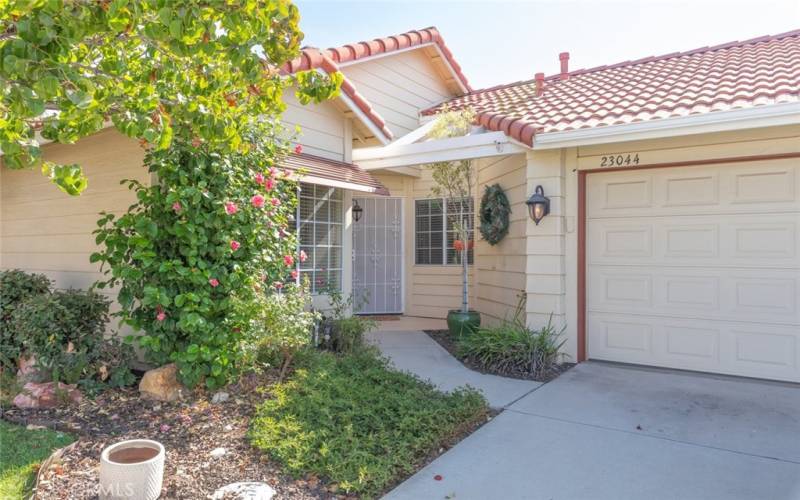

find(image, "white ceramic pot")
[99,439,165,500]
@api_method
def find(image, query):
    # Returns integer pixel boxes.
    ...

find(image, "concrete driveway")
[386,362,800,500]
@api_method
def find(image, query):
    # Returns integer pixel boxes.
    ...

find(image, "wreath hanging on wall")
[479,183,511,245]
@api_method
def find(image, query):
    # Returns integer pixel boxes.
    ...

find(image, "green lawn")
[249,348,487,498]
[0,420,75,500]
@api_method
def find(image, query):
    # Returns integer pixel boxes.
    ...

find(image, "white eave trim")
[532,102,800,149]
[352,129,528,170]
[337,90,392,146]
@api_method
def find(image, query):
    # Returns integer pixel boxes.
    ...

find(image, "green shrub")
[249,348,486,497]
[92,138,301,388]
[244,282,319,379]
[0,270,51,368]
[9,290,135,386]
[319,287,376,353]
[457,298,566,378]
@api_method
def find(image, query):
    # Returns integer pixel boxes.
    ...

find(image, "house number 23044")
[600,153,640,167]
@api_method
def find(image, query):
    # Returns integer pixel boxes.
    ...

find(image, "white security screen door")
[352,197,403,314]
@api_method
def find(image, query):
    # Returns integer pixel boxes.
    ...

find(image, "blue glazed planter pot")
[446,309,481,339]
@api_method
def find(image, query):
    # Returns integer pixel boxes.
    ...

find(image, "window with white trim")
[297,183,343,293]
[415,197,474,265]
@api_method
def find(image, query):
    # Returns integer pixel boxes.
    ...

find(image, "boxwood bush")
[0,270,51,368]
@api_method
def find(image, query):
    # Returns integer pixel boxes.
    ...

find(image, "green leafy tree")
[0,0,341,194]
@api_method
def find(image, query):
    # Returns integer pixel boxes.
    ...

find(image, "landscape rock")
[139,363,185,402]
[211,391,229,404]
[211,482,276,500]
[13,382,82,409]
[16,355,48,383]
[209,447,227,458]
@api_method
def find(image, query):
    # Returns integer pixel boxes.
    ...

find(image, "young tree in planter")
[1,1,341,387]
[425,108,480,337]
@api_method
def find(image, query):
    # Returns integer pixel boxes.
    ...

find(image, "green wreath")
[479,183,511,245]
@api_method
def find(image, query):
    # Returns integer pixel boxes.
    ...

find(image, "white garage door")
[587,159,800,382]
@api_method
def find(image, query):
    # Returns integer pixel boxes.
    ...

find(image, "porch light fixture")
[352,200,363,222]
[526,185,550,225]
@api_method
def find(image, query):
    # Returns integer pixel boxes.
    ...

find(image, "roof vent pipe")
[535,72,545,96]
[559,52,570,80]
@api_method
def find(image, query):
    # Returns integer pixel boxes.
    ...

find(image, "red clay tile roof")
[282,152,389,196]
[424,29,800,146]
[282,27,470,142]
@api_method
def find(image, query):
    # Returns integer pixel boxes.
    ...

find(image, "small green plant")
[319,287,376,354]
[245,282,319,380]
[249,348,486,497]
[0,270,51,369]
[8,290,135,386]
[457,296,567,378]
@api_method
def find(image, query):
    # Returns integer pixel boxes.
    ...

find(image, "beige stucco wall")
[0,129,149,329]
[342,49,454,138]
[526,123,800,362]
[369,155,529,322]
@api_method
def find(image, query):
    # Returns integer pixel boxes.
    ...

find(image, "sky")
[294,0,800,90]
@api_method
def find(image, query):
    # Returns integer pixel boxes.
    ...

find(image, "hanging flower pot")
[99,439,164,500]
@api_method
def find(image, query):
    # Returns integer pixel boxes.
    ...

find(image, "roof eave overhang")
[531,102,800,149]
[300,174,390,196]
[352,129,529,170]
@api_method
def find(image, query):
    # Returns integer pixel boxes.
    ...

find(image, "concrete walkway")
[386,361,800,500]
[366,329,541,409]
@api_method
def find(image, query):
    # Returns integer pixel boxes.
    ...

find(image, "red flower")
[284,254,294,266]
[274,281,284,290]
[172,202,182,213]
[453,240,465,252]
[299,250,308,263]
[230,240,240,251]
[254,172,265,184]
[251,194,265,208]
[156,306,166,322]
[270,197,281,207]
[209,278,219,288]
[290,269,299,280]
[264,178,275,190]
[294,144,303,155]
[224,202,238,215]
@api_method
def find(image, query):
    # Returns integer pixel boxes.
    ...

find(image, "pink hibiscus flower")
[290,269,299,280]
[251,194,265,208]
[209,278,219,287]
[224,202,238,215]
[299,250,308,263]
[270,197,281,207]
[264,178,275,190]
[294,144,303,155]
[230,240,241,251]
[254,172,265,184]
[172,202,182,213]
[284,254,294,266]
[274,281,284,290]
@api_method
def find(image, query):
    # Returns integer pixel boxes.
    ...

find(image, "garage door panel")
[588,313,800,381]
[588,161,800,218]
[589,267,798,324]
[587,160,800,382]
[589,216,798,267]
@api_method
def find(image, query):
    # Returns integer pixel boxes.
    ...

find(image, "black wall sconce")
[352,200,363,222]
[526,185,550,225]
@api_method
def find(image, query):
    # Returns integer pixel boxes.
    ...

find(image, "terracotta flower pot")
[99,439,164,500]
[447,309,481,339]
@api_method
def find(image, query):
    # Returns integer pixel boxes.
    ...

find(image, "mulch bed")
[1,368,495,499]
[425,329,575,383]
[1,372,338,500]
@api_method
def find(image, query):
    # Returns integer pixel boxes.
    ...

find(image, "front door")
[352,197,403,314]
